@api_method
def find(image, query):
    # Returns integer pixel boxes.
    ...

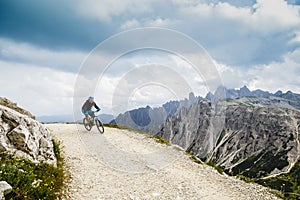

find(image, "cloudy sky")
[0,0,300,116]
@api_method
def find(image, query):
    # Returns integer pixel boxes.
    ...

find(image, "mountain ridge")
[207,86,300,109]
[110,86,300,198]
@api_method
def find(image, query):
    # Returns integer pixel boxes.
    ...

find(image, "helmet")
[88,96,94,101]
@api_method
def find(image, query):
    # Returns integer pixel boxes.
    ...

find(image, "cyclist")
[82,96,100,124]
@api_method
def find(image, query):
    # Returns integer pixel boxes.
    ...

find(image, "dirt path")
[46,124,280,200]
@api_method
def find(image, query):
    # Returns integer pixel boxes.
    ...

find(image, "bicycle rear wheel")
[83,118,92,131]
[95,119,104,133]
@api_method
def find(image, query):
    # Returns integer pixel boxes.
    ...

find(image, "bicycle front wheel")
[83,118,92,131]
[95,119,104,133]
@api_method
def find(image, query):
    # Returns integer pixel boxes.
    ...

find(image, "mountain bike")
[83,111,104,133]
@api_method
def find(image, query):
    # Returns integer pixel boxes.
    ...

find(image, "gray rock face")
[112,93,201,134]
[158,98,300,178]
[114,105,169,134]
[0,181,12,200]
[0,104,56,165]
[0,98,35,119]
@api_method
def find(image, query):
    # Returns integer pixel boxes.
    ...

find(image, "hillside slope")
[158,99,300,179]
[47,124,279,200]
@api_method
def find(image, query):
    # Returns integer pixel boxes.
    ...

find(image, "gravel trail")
[46,124,280,200]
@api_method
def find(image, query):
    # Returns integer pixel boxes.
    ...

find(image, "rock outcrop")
[0,104,56,165]
[0,98,35,119]
[158,98,300,178]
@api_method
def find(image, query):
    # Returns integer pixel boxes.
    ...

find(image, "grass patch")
[104,123,138,132]
[256,159,300,199]
[1,139,67,200]
[52,139,61,161]
[185,152,202,164]
[147,135,171,146]
[205,161,224,174]
[268,189,285,199]
[104,123,120,129]
[237,174,255,183]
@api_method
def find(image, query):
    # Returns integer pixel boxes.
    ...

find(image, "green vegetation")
[104,123,138,132]
[236,174,255,183]
[147,135,170,146]
[52,139,61,161]
[205,161,224,174]
[104,123,120,129]
[232,150,289,179]
[206,158,300,199]
[268,189,285,199]
[185,152,202,164]
[0,139,67,200]
[256,160,300,200]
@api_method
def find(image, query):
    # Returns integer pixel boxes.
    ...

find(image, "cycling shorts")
[82,109,93,116]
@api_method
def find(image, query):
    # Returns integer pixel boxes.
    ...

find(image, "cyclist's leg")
[82,109,91,123]
[87,110,94,124]
[88,110,95,118]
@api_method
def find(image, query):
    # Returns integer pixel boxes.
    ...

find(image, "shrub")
[185,152,202,164]
[205,161,224,174]
[0,139,67,200]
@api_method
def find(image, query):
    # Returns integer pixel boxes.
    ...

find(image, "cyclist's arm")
[94,103,100,111]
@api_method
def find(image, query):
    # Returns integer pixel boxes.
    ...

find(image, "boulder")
[0,104,56,166]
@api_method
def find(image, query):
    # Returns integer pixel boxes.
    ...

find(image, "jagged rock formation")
[0,98,35,119]
[158,98,300,178]
[113,105,170,134]
[0,103,56,165]
[112,92,200,134]
[206,86,300,109]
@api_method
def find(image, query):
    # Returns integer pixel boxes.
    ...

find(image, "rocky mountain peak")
[274,90,283,96]
[239,85,251,96]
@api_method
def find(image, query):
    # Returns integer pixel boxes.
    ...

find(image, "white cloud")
[250,0,300,33]
[120,17,179,30]
[121,19,140,30]
[144,17,179,27]
[0,61,76,116]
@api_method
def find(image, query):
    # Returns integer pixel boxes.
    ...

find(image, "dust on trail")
[46,124,280,200]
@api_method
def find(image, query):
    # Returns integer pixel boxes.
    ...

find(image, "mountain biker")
[82,96,100,124]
